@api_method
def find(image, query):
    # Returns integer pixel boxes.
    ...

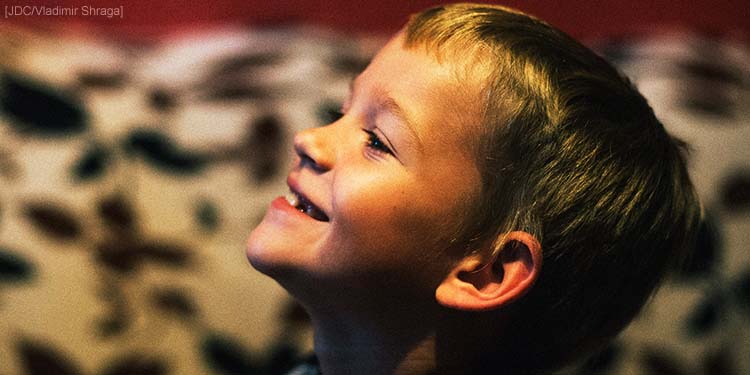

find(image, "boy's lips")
[285,177,330,222]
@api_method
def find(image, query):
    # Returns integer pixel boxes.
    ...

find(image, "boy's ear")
[436,231,542,311]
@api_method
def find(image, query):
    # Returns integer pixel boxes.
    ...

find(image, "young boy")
[246,3,701,374]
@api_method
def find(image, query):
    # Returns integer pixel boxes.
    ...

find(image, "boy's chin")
[246,225,290,276]
[245,223,318,279]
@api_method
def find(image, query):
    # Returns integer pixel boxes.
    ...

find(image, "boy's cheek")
[332,200,445,259]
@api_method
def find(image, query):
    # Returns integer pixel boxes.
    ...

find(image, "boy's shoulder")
[285,355,321,375]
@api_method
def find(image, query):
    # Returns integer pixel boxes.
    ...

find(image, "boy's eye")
[364,129,393,155]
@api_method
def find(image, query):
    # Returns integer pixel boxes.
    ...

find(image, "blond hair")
[405,3,701,371]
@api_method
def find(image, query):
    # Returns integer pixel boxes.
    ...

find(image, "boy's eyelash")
[364,129,393,155]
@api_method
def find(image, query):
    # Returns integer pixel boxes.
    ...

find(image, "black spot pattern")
[95,241,140,274]
[685,294,723,337]
[733,269,750,313]
[679,215,720,279]
[150,287,199,320]
[682,88,735,118]
[95,282,130,339]
[201,334,257,375]
[97,315,128,339]
[201,84,279,102]
[330,54,370,74]
[24,202,83,241]
[195,199,219,232]
[246,115,284,184]
[1,72,87,136]
[0,247,34,283]
[99,354,169,375]
[17,339,82,375]
[73,144,110,181]
[720,171,750,213]
[702,347,737,375]
[76,71,128,89]
[123,130,209,174]
[148,88,178,112]
[316,100,343,126]
[97,194,136,234]
[678,60,743,85]
[640,347,688,375]
[136,242,192,268]
[209,52,285,76]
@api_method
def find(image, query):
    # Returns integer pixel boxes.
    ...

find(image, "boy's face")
[246,34,483,303]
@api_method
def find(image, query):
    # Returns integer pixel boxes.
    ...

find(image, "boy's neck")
[313,323,438,375]
[309,304,439,375]
[308,307,504,375]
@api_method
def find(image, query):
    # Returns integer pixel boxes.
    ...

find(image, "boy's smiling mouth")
[285,189,330,222]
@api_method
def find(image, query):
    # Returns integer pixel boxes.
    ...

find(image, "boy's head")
[247,2,701,372]
[404,2,701,368]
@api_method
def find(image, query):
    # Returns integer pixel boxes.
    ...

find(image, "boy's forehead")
[359,33,486,152]
[376,32,490,86]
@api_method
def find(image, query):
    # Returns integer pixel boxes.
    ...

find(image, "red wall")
[2,0,748,40]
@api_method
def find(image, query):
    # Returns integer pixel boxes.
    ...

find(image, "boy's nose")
[293,127,334,173]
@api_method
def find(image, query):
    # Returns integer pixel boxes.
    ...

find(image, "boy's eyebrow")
[377,95,423,153]
[350,77,423,153]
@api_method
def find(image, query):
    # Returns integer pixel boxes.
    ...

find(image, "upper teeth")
[285,190,329,221]
[285,192,300,208]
